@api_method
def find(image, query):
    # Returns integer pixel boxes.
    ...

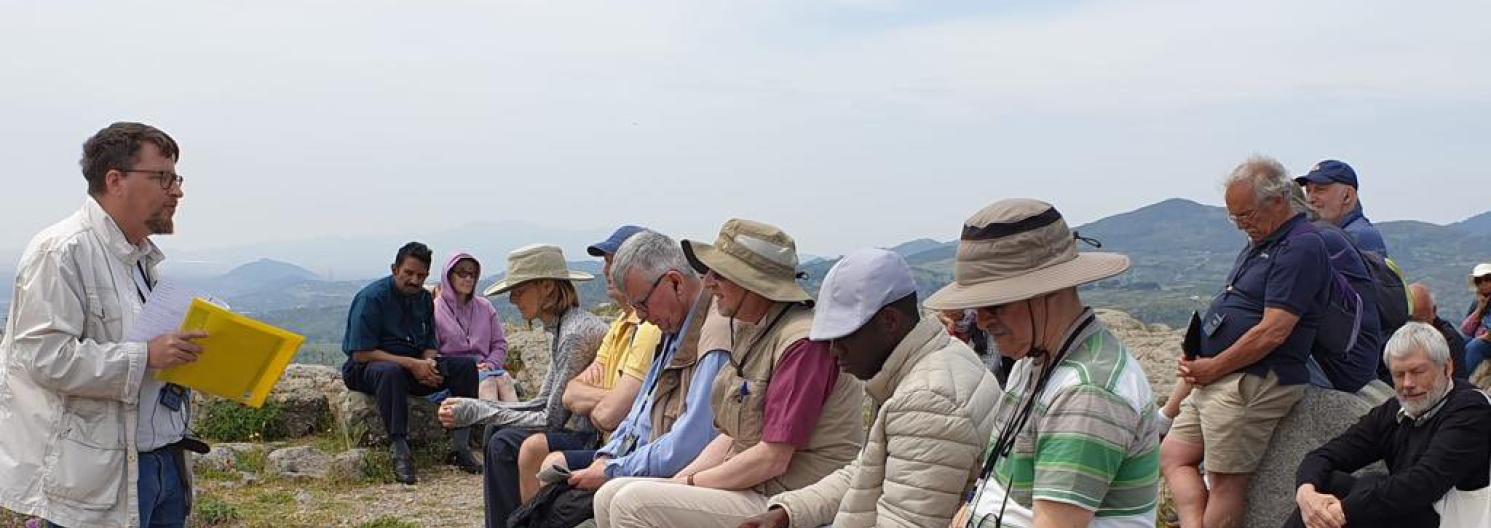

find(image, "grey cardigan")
[450,307,607,431]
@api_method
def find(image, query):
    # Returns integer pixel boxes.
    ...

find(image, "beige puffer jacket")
[769,318,1002,528]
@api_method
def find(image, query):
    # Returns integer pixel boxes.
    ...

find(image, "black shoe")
[451,449,482,474]
[394,454,418,484]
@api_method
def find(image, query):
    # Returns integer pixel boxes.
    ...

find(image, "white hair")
[1224,155,1295,207]
[610,230,696,288]
[1382,321,1451,368]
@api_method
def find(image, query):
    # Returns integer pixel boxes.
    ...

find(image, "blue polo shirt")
[1201,214,1331,385]
[1339,205,1388,257]
[342,275,438,358]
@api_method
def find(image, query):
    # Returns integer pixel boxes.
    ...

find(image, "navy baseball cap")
[1294,160,1358,189]
[587,225,649,257]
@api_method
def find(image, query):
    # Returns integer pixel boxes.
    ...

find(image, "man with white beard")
[1284,322,1491,528]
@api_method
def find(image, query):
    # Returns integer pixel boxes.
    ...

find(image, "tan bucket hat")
[925,198,1130,310]
[681,218,812,304]
[483,244,594,296]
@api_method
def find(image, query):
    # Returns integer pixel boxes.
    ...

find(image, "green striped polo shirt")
[969,312,1160,528]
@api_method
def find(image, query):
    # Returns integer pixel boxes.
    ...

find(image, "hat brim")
[1294,174,1333,186]
[586,245,608,257]
[483,271,595,297]
[682,239,813,304]
[924,252,1131,310]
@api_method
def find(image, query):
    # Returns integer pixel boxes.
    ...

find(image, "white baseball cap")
[809,248,918,341]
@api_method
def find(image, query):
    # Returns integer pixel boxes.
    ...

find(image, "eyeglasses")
[451,269,478,279]
[628,271,671,317]
[1227,196,1280,226]
[120,169,184,190]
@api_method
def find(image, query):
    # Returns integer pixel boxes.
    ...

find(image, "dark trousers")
[483,426,598,528]
[1282,471,1439,528]
[344,357,479,438]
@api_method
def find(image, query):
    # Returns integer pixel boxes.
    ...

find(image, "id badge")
[1203,312,1226,337]
[160,383,187,412]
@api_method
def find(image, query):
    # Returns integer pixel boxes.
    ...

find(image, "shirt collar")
[1339,204,1367,229]
[1255,213,1309,249]
[865,318,946,402]
[1395,381,1456,425]
[82,197,164,266]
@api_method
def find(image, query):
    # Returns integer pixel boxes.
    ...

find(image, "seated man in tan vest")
[736,249,1003,528]
[593,219,866,528]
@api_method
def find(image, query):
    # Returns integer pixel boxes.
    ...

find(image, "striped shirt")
[968,311,1160,528]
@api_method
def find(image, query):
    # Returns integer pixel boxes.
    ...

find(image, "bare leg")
[1161,435,1207,527]
[1203,472,1251,528]
[517,434,551,504]
[479,377,501,401]
[495,374,518,402]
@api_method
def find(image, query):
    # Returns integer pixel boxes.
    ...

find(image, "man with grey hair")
[1409,282,1470,380]
[1163,156,1335,528]
[524,230,736,522]
[1284,322,1491,527]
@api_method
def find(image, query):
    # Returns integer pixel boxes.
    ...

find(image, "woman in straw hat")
[438,244,608,526]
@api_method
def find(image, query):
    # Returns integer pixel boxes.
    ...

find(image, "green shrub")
[356,517,419,528]
[193,495,241,526]
[196,399,286,442]
[234,448,269,475]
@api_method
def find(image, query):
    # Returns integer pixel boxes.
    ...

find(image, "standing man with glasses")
[0,122,207,528]
[1162,156,1332,528]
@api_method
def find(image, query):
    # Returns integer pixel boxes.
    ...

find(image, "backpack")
[1361,251,1410,334]
[507,482,596,528]
[1281,228,1363,360]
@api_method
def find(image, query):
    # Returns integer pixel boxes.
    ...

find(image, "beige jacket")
[770,318,1002,528]
[0,198,168,528]
[712,303,866,496]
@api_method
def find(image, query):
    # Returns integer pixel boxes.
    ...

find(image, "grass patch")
[362,449,397,484]
[253,491,295,506]
[193,495,241,526]
[355,517,420,528]
[197,399,287,442]
[235,447,269,475]
[195,466,241,482]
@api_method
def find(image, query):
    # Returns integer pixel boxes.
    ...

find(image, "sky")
[2,0,1488,269]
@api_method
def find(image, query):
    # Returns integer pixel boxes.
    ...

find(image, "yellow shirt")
[594,311,662,389]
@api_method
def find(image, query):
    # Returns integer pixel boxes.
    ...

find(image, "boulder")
[1242,384,1391,528]
[329,448,373,482]
[1096,309,1184,399]
[338,390,445,446]
[266,446,332,480]
[505,329,553,400]
[197,442,260,473]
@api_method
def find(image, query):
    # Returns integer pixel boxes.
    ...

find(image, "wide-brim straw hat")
[483,244,593,296]
[925,198,1131,310]
[681,218,813,304]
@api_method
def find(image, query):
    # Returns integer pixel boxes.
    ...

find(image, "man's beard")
[1399,377,1452,417]
[146,209,174,235]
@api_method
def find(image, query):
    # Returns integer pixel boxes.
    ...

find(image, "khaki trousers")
[594,477,771,528]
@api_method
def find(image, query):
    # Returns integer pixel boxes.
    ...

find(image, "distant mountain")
[886,238,947,258]
[167,220,611,280]
[1450,211,1491,237]
[212,259,320,296]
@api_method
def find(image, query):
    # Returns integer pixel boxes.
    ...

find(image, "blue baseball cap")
[587,225,649,257]
[1294,160,1358,189]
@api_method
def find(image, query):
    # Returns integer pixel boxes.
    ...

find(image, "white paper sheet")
[125,279,228,342]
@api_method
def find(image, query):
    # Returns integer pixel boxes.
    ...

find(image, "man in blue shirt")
[1163,157,1331,528]
[342,242,480,484]
[1296,159,1389,257]
[533,230,730,524]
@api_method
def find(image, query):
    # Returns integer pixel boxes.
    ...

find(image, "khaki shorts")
[1170,370,1305,474]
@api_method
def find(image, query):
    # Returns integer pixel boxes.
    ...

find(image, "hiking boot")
[451,449,483,474]
[393,453,418,485]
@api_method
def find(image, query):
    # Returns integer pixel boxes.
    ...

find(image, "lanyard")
[131,261,154,304]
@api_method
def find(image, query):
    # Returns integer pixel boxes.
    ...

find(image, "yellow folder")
[156,298,305,408]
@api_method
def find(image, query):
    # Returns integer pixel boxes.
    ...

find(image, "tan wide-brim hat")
[483,244,594,296]
[925,198,1131,310]
[682,218,813,304]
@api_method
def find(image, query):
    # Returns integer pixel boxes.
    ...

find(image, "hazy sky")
[3,0,1488,263]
